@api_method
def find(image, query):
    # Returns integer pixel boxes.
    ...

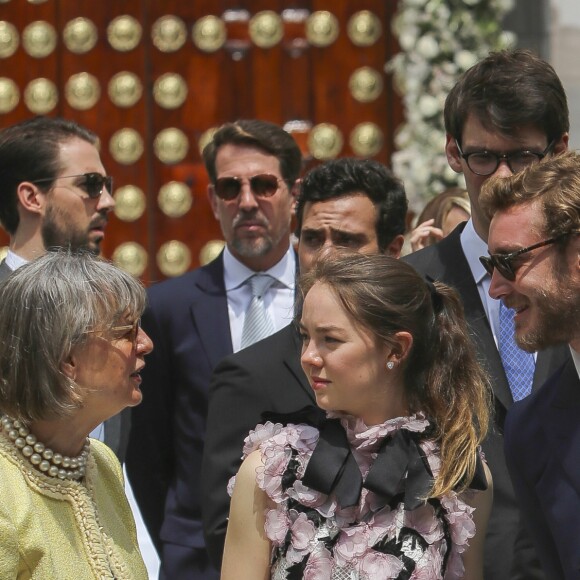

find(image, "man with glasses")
[480,151,580,579]
[405,49,571,579]
[126,119,301,579]
[0,116,129,458]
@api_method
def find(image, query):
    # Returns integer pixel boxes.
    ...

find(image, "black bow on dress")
[261,406,487,510]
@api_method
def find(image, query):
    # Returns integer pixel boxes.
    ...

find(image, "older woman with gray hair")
[0,251,152,579]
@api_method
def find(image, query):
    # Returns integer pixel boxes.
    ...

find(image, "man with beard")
[0,116,128,460]
[480,151,580,579]
[404,49,572,580]
[126,119,302,579]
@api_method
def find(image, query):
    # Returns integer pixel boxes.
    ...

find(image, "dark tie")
[498,301,535,401]
[240,274,275,349]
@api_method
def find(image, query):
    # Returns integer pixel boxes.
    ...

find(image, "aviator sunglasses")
[32,172,114,199]
[479,231,575,281]
[213,174,282,201]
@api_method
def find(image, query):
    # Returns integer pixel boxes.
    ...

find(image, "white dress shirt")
[223,245,296,353]
[460,219,501,347]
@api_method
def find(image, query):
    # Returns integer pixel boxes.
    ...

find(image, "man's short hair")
[295,158,408,252]
[0,116,98,235]
[481,151,580,240]
[202,120,302,189]
[445,49,569,145]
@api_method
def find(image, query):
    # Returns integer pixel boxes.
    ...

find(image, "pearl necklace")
[1,416,89,481]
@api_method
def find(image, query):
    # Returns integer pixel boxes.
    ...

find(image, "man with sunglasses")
[0,117,129,460]
[201,157,407,569]
[404,49,572,580]
[126,119,302,579]
[479,151,580,580]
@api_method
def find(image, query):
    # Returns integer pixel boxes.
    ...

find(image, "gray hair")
[0,251,146,421]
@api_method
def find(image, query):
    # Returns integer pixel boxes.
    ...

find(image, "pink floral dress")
[230,412,482,579]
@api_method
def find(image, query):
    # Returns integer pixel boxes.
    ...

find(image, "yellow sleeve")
[0,504,19,579]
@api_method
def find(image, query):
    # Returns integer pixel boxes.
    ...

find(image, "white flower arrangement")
[386,0,517,212]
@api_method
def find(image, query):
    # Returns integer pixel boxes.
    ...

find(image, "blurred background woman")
[223,253,492,579]
[409,187,471,251]
[0,251,153,579]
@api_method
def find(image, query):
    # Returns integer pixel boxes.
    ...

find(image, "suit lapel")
[0,259,13,281]
[545,359,580,496]
[282,324,315,404]
[190,254,233,368]
[411,227,514,411]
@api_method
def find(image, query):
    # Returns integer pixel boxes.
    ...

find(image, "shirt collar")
[223,244,296,291]
[459,219,489,285]
[570,345,580,380]
[5,250,28,271]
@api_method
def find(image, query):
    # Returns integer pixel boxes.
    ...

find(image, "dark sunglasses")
[32,172,114,199]
[455,140,554,176]
[213,174,281,201]
[479,231,572,281]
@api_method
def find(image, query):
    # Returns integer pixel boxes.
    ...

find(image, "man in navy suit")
[480,151,580,579]
[404,50,571,579]
[126,120,302,579]
[202,157,408,569]
[0,117,129,460]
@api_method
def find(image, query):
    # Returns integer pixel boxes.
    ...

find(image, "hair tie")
[425,278,443,312]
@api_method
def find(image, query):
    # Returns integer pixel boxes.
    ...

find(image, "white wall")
[551,0,580,148]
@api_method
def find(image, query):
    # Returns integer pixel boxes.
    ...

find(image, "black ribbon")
[260,406,487,509]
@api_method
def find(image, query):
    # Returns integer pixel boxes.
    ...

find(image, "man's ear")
[17,182,44,215]
[290,178,301,212]
[383,234,405,259]
[553,132,569,155]
[445,134,463,174]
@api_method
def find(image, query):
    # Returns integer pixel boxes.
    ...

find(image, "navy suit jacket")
[0,259,131,461]
[202,323,314,567]
[505,357,580,580]
[404,224,570,580]
[126,254,231,576]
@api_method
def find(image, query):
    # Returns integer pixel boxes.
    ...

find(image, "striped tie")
[240,274,275,349]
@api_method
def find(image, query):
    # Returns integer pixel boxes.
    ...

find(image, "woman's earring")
[386,361,395,370]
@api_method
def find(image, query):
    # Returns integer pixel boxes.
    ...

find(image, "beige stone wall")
[551,0,580,148]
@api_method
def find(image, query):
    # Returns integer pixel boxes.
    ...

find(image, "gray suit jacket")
[0,258,130,461]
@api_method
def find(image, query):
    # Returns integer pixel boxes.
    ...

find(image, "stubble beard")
[516,267,580,352]
[41,205,100,255]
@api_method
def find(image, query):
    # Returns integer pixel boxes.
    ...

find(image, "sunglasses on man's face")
[32,172,114,199]
[212,174,282,201]
[479,232,572,281]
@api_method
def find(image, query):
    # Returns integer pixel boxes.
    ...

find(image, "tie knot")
[248,274,275,298]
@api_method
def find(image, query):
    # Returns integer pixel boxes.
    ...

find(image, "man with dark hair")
[0,116,113,264]
[126,119,302,579]
[480,151,580,579]
[0,116,127,459]
[405,49,571,579]
[201,157,407,568]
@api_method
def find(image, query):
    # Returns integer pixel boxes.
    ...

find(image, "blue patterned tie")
[240,274,275,349]
[498,301,535,401]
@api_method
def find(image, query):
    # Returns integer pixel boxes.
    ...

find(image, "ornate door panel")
[0,0,402,283]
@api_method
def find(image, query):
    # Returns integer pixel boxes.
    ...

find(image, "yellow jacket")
[0,434,147,579]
